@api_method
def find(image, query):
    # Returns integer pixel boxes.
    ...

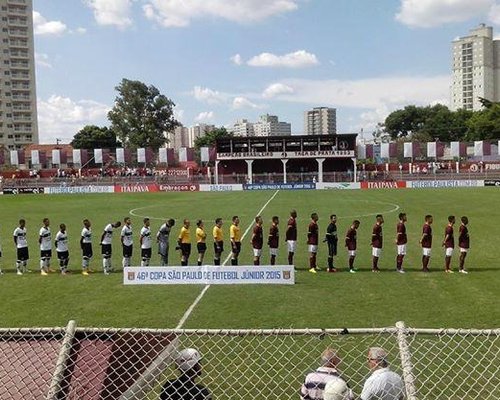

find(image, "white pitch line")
[175,190,280,329]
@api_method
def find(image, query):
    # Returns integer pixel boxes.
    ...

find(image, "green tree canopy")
[108,79,179,149]
[466,103,500,140]
[71,125,119,149]
[194,127,232,149]
[383,104,474,142]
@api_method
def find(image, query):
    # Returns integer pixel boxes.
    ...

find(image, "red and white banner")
[474,141,491,157]
[158,184,199,192]
[114,184,160,193]
[361,181,407,189]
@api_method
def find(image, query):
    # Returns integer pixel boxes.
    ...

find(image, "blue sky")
[33,0,500,143]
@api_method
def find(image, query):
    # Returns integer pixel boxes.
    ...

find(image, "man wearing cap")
[300,348,354,400]
[160,348,211,400]
[360,347,405,400]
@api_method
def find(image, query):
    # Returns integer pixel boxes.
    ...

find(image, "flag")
[137,148,146,163]
[94,149,103,164]
[73,149,81,165]
[52,149,61,165]
[403,143,413,158]
[10,150,19,166]
[31,150,40,165]
[116,148,125,164]
[380,143,390,159]
[159,148,168,164]
[200,147,210,162]
[357,144,366,159]
[179,147,187,162]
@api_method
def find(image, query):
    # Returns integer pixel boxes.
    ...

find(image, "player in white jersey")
[121,217,133,269]
[13,219,29,275]
[157,219,175,266]
[140,218,152,267]
[80,219,93,276]
[39,218,53,276]
[55,223,70,275]
[100,220,121,275]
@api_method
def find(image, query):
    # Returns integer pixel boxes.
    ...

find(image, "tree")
[71,125,119,149]
[194,127,232,149]
[108,79,179,149]
[466,103,500,140]
[383,105,426,139]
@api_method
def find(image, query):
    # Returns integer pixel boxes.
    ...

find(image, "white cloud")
[230,54,243,65]
[143,0,298,28]
[262,83,294,98]
[174,107,185,123]
[33,11,67,36]
[84,0,133,29]
[232,96,260,109]
[37,95,110,143]
[395,0,493,28]
[35,53,52,68]
[266,76,450,109]
[193,86,225,104]
[247,50,319,68]
[73,27,88,34]
[195,111,215,122]
[489,3,500,25]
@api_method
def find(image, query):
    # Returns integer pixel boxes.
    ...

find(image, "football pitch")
[0,188,499,330]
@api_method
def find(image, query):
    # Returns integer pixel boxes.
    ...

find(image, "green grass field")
[0,188,499,329]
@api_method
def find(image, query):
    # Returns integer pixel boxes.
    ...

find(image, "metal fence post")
[47,319,77,400]
[396,321,418,400]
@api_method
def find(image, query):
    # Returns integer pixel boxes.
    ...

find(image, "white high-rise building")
[304,107,337,135]
[188,124,215,147]
[451,24,500,111]
[165,126,189,151]
[253,114,291,137]
[0,0,39,149]
[228,119,255,137]
[228,115,291,137]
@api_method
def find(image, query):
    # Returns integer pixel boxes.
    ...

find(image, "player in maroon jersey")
[251,215,264,266]
[371,214,384,272]
[442,215,456,273]
[458,216,469,274]
[395,213,407,273]
[268,216,279,265]
[307,213,319,273]
[419,215,433,272]
[345,220,360,273]
[285,210,297,265]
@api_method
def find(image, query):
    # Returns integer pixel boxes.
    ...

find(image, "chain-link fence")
[0,321,498,399]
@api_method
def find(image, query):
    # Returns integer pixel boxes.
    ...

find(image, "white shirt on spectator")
[360,367,405,400]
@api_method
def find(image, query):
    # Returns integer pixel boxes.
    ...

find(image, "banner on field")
[44,186,115,194]
[123,265,295,285]
[243,183,315,190]
[158,184,199,192]
[114,184,160,193]
[407,180,484,189]
[199,184,244,192]
[361,181,406,189]
[3,187,44,195]
[315,182,360,190]
[484,180,500,187]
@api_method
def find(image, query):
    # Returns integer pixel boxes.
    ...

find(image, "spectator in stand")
[360,347,405,400]
[160,348,211,400]
[300,347,354,400]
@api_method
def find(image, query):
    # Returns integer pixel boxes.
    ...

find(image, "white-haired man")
[361,347,405,400]
[301,348,354,400]
[160,348,211,400]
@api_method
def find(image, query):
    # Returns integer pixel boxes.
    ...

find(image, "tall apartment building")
[451,24,500,111]
[228,115,291,137]
[188,123,215,147]
[165,126,189,151]
[0,0,39,150]
[304,107,337,135]
[253,114,291,137]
